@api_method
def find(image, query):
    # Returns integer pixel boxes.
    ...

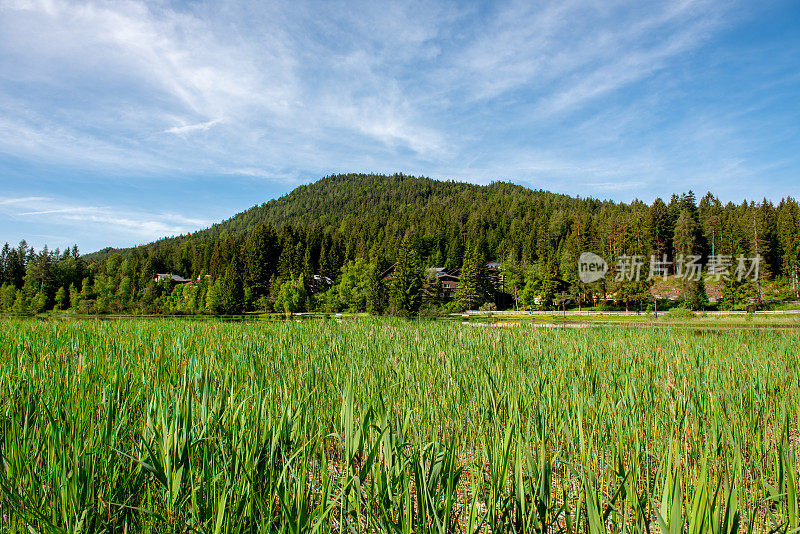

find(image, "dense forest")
[2,173,799,315]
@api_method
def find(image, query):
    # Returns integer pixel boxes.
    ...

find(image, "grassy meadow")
[0,318,798,533]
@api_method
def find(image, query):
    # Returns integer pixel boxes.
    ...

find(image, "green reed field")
[0,318,798,533]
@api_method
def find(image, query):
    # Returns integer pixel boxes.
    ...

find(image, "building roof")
[155,273,190,283]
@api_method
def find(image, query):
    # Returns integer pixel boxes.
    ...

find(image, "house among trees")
[309,274,334,293]
[438,271,461,299]
[155,273,191,284]
[384,261,502,302]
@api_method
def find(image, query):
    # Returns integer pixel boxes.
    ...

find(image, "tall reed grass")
[0,318,797,532]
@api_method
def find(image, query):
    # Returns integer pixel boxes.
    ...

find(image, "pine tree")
[721,276,752,310]
[244,224,278,299]
[218,259,244,314]
[301,246,314,286]
[699,193,723,259]
[673,209,700,305]
[777,199,800,296]
[0,243,8,286]
[673,209,698,258]
[390,236,422,316]
[455,244,488,311]
[685,278,709,311]
[539,253,559,309]
[277,242,295,282]
[366,263,385,315]
[421,273,442,305]
[649,198,671,259]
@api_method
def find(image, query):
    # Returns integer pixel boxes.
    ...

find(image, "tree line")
[2,174,799,315]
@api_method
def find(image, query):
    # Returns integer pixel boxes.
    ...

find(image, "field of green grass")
[1,318,798,533]
[469,311,800,330]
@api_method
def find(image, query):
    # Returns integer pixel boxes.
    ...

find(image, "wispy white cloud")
[0,0,449,175]
[0,196,50,205]
[1,0,796,250]
[0,196,211,242]
[164,119,221,136]
[10,0,723,178]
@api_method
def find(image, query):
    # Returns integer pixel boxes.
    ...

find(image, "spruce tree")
[217,259,244,314]
[649,198,671,259]
[390,236,422,316]
[539,253,559,309]
[685,277,709,310]
[366,263,385,315]
[777,199,800,296]
[455,244,487,311]
[421,273,442,305]
[244,224,278,299]
[674,209,700,306]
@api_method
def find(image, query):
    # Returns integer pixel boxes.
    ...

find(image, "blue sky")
[1,0,799,252]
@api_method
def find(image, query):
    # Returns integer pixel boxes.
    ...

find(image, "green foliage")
[11,290,30,316]
[519,264,541,308]
[333,258,371,312]
[684,277,710,310]
[666,307,697,320]
[365,263,385,315]
[30,292,47,314]
[208,260,245,315]
[455,243,488,311]
[5,174,800,315]
[674,209,699,258]
[421,272,442,305]
[0,283,15,311]
[205,280,224,314]
[389,236,422,316]
[0,318,798,532]
[68,282,80,310]
[243,223,279,299]
[538,253,560,309]
[274,275,308,316]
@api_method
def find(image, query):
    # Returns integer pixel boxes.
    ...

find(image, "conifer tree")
[366,263,385,315]
[649,198,672,259]
[216,259,244,314]
[421,272,442,305]
[777,198,800,296]
[685,277,709,310]
[539,253,560,309]
[673,209,701,306]
[244,224,278,299]
[390,236,422,316]
[455,243,488,311]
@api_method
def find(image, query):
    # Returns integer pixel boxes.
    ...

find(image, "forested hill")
[88,173,582,262]
[83,172,799,290]
[3,172,800,316]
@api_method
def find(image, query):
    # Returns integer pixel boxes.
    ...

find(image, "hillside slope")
[88,173,595,262]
